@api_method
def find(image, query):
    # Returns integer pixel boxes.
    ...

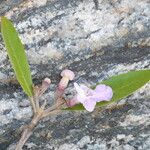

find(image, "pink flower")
[72,83,113,112]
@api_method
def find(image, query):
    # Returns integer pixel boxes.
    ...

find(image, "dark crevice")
[76,28,102,40]
[0,46,149,98]
[93,0,99,10]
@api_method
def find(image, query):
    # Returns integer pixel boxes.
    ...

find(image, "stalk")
[15,113,42,150]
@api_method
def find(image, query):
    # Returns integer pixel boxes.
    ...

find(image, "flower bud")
[58,69,75,90]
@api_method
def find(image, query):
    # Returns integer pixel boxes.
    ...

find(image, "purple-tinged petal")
[80,85,95,97]
[74,83,86,103]
[74,83,113,112]
[95,84,107,92]
[74,83,85,95]
[94,84,113,102]
[80,84,89,91]
[82,99,96,112]
[76,95,86,103]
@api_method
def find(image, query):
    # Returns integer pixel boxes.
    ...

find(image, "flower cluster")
[58,69,113,112]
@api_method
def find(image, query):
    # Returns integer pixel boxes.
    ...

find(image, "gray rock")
[123,144,135,150]
[0,0,150,150]
[58,143,80,150]
[77,136,91,148]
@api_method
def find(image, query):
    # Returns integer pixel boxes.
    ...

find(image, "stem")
[42,109,62,118]
[41,99,47,109]
[15,78,69,149]
[15,104,64,150]
[15,114,42,150]
[54,87,65,106]
[35,96,40,111]
[44,101,65,114]
[29,97,37,114]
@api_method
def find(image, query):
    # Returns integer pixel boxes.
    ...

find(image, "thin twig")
[43,101,65,117]
[41,99,47,110]
[15,99,67,150]
[44,100,65,113]
[15,77,70,150]
[33,86,40,111]
[35,97,40,111]
[29,97,37,114]
[15,113,42,150]
[42,109,62,118]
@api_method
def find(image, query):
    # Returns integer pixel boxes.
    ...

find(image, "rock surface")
[0,0,150,150]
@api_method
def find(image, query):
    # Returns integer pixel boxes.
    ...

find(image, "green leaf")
[67,70,150,110]
[1,17,33,97]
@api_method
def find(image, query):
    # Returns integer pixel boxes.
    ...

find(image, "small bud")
[38,78,51,97]
[42,77,51,90]
[61,69,75,81]
[58,69,75,90]
[66,97,79,107]
[43,78,51,85]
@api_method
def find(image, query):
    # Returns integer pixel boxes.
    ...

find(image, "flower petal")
[82,99,96,112]
[94,84,113,102]
[74,83,86,103]
[80,84,89,91]
[74,83,84,94]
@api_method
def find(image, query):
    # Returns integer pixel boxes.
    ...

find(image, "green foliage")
[1,18,150,111]
[1,17,33,97]
[67,70,150,110]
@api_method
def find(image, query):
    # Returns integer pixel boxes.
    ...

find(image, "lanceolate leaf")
[67,70,150,110]
[1,17,33,97]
